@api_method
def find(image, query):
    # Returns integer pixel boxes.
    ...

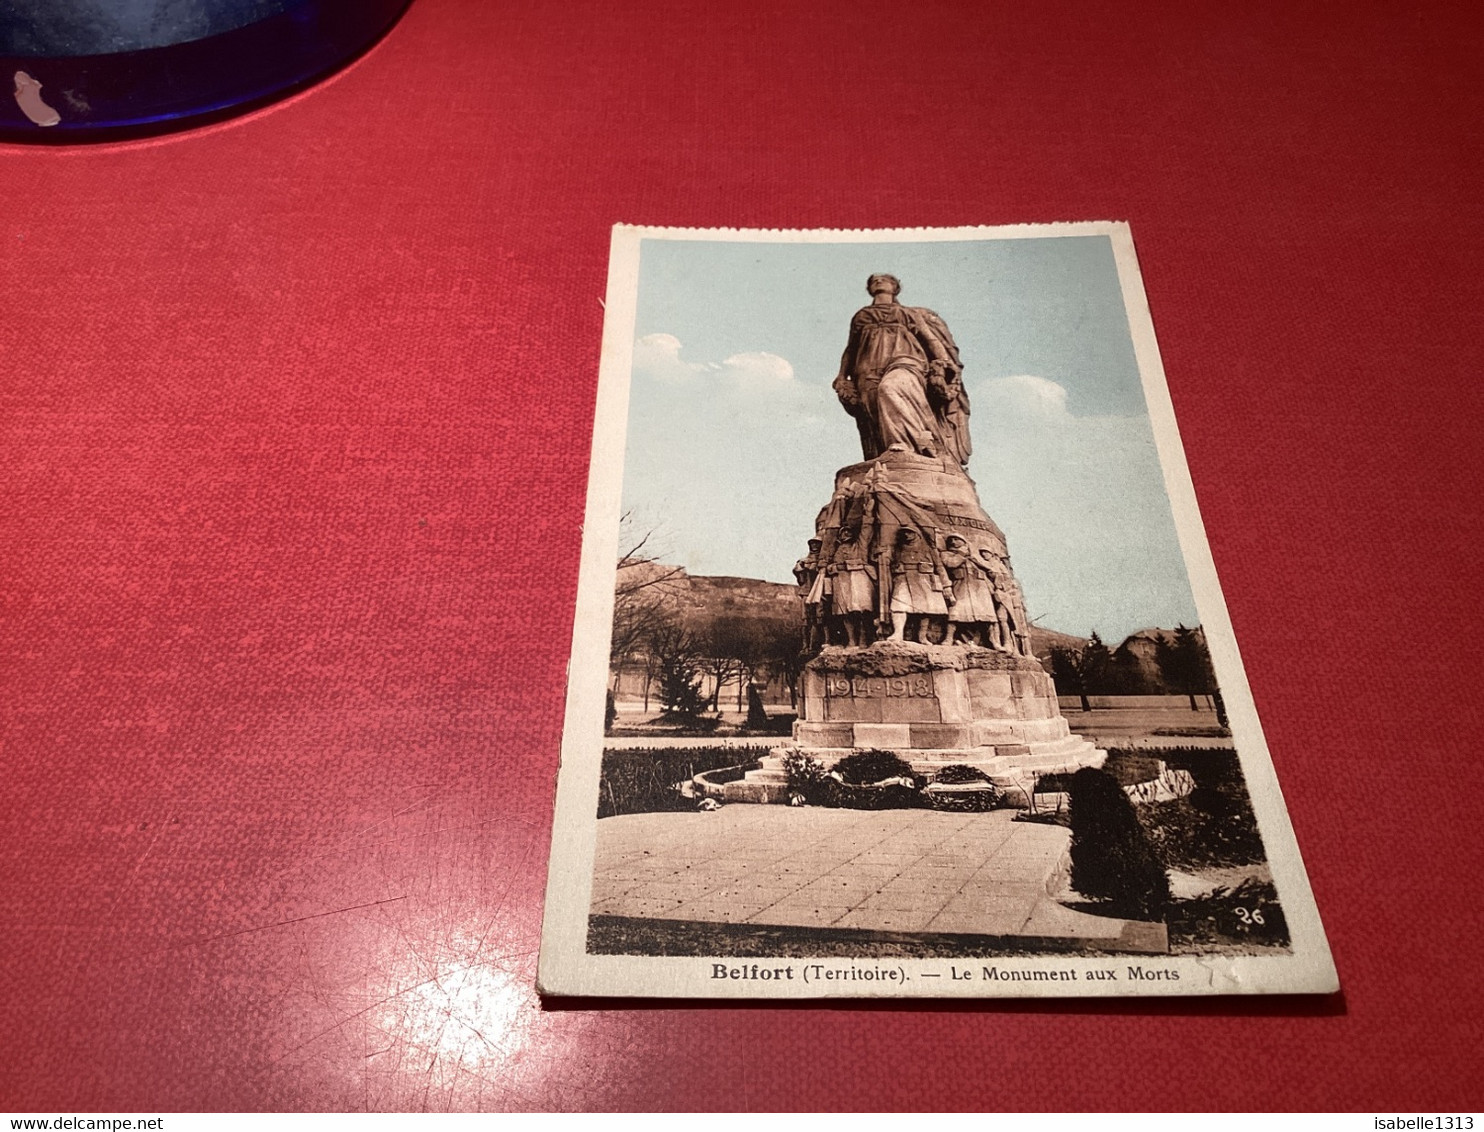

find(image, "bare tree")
[696,645,744,712]
[702,616,771,712]
[609,514,687,703]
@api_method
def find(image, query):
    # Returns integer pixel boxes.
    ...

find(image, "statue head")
[867,273,901,298]
[896,526,919,545]
[945,534,968,551]
[807,538,823,552]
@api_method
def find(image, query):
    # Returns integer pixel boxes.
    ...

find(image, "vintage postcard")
[538,223,1337,998]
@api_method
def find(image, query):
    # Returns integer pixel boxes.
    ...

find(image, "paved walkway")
[590,807,1165,951]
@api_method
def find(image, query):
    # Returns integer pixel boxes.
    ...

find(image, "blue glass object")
[2,0,413,140]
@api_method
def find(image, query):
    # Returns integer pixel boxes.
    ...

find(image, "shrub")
[926,788,999,813]
[815,780,926,810]
[783,751,926,809]
[926,763,998,811]
[657,655,708,721]
[1165,878,1290,949]
[782,750,829,800]
[1139,798,1265,870]
[1067,767,1170,919]
[933,763,991,784]
[833,749,917,785]
[1142,748,1268,869]
[596,747,761,818]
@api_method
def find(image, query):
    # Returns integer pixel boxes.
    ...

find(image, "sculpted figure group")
[789,271,1034,656]
[793,521,1032,656]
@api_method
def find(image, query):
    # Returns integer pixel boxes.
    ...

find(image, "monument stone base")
[720,640,1105,805]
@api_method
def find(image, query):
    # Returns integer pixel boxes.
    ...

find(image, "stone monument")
[727,274,1105,803]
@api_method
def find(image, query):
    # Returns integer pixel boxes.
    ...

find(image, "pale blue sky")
[620,234,1199,642]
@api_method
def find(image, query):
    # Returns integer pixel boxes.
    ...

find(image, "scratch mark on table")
[168,895,409,950]
[274,970,449,1064]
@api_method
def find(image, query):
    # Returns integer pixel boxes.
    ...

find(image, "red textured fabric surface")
[1,0,1480,1112]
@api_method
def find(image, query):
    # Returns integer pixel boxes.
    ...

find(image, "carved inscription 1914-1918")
[826,675,934,699]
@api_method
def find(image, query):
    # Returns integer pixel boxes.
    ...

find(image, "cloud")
[632,334,793,385]
[981,373,1069,418]
[718,350,794,382]
[632,333,697,381]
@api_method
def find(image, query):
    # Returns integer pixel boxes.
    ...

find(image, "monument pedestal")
[722,640,1105,804]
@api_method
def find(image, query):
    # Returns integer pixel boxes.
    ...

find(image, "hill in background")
[646,567,1181,665]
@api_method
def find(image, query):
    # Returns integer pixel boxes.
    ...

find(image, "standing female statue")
[832,274,972,467]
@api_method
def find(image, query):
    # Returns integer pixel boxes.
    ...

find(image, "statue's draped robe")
[838,304,943,459]
[837,302,971,464]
